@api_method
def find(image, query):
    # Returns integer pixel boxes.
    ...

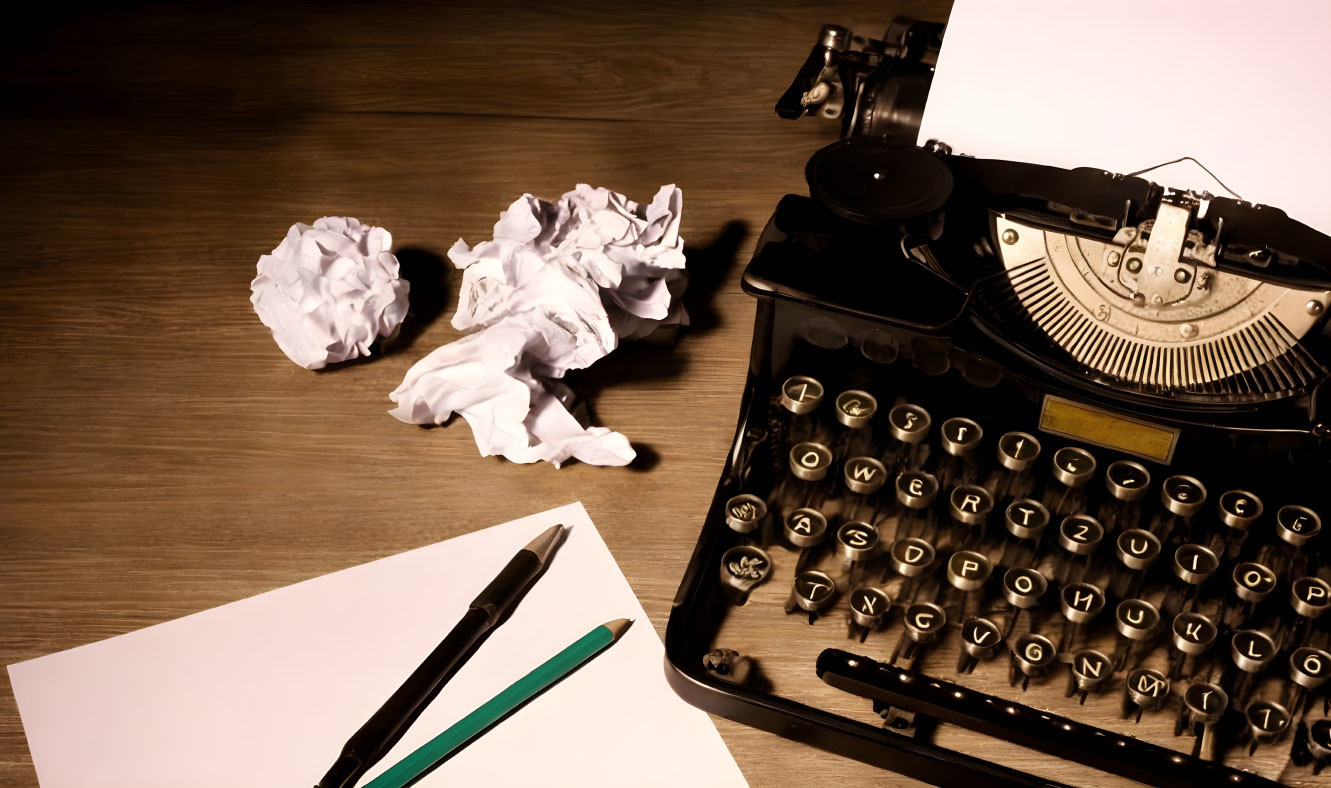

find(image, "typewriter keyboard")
[705,366,1331,786]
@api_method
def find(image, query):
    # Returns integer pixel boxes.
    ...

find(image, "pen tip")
[604,618,633,640]
[524,523,567,565]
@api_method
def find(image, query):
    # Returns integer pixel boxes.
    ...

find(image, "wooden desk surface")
[0,2,948,785]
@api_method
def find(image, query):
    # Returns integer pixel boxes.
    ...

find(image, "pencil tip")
[524,523,566,565]
[604,618,633,640]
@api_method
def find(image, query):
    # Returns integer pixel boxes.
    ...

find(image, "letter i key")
[778,375,824,443]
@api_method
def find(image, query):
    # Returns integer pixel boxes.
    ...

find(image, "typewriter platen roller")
[667,17,1331,788]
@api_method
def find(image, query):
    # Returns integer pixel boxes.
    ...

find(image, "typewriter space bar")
[817,648,1282,788]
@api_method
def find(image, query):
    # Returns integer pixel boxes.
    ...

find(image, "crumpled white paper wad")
[250,216,410,370]
[389,184,688,467]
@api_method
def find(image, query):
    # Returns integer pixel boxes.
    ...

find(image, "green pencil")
[362,618,632,788]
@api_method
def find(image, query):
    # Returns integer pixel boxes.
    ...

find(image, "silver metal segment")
[779,375,824,415]
[724,494,767,534]
[789,442,834,481]
[834,390,877,429]
[992,212,1330,391]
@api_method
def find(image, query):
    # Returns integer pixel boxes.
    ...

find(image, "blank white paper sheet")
[8,503,748,788]
[919,0,1331,236]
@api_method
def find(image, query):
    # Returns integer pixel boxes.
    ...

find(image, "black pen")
[316,523,567,788]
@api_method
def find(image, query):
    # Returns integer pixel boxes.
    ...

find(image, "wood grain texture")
[0,2,967,786]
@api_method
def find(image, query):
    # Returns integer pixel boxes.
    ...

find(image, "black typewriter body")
[665,20,1331,788]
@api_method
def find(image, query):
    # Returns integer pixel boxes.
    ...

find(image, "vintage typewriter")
[665,19,1331,788]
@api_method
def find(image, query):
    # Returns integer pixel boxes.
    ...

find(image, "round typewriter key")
[834,390,877,429]
[1171,544,1219,586]
[1012,633,1058,680]
[1232,562,1278,603]
[888,537,935,578]
[961,617,1004,660]
[895,470,939,509]
[1184,682,1228,724]
[1004,499,1050,541]
[1161,474,1207,517]
[792,570,837,612]
[1291,576,1331,618]
[848,586,892,629]
[843,456,887,495]
[887,403,931,444]
[1051,447,1096,488]
[945,550,992,592]
[1276,504,1322,546]
[1115,529,1162,571]
[789,442,834,481]
[720,545,772,596]
[783,507,828,548]
[1115,599,1160,641]
[779,375,823,415]
[724,494,767,534]
[940,417,983,458]
[1230,630,1277,673]
[1218,490,1263,530]
[947,484,993,526]
[859,330,900,365]
[1176,612,1219,654]
[1171,612,1218,656]
[1002,568,1047,609]
[996,431,1041,472]
[1290,647,1331,690]
[1125,668,1171,712]
[1311,719,1331,762]
[835,521,880,563]
[1059,582,1106,625]
[904,602,948,643]
[1104,460,1150,502]
[1069,650,1113,696]
[1057,514,1104,556]
[1245,700,1291,746]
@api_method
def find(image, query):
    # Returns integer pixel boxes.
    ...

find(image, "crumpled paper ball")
[388,184,688,467]
[250,216,410,370]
